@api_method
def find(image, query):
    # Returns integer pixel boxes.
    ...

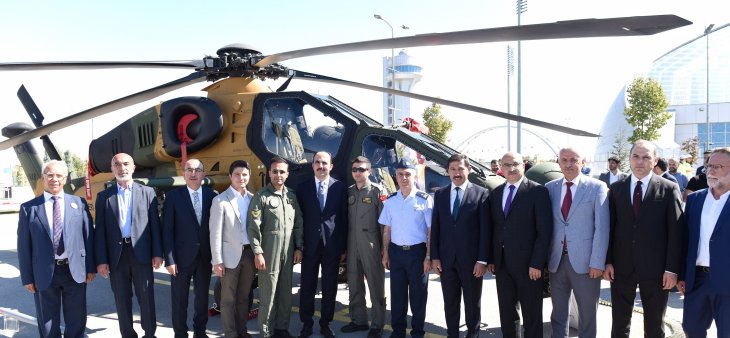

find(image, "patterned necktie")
[318,181,326,211]
[503,184,515,218]
[452,187,461,222]
[193,191,202,224]
[633,181,643,219]
[52,196,64,255]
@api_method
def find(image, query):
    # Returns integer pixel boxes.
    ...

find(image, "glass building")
[592,23,730,170]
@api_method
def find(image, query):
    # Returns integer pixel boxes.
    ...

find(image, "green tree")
[421,103,453,144]
[623,76,670,143]
[610,128,630,172]
[63,150,87,179]
[681,136,700,165]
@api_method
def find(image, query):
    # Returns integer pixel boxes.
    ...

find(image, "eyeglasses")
[184,168,204,173]
[703,163,727,173]
[501,162,523,168]
[351,167,368,173]
[271,169,287,175]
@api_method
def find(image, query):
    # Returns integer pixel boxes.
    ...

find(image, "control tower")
[382,50,422,125]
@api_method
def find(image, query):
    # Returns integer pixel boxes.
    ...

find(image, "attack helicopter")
[0,14,691,215]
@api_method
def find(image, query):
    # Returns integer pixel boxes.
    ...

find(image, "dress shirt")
[502,177,524,210]
[43,191,68,260]
[117,182,133,238]
[560,174,581,203]
[630,173,652,204]
[228,186,251,245]
[450,181,469,214]
[315,176,330,202]
[609,171,622,185]
[378,188,433,245]
[696,188,730,266]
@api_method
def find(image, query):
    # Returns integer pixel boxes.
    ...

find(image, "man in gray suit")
[210,160,256,338]
[546,148,609,338]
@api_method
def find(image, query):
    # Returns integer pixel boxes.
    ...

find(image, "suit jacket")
[599,171,628,188]
[680,189,730,295]
[661,171,678,185]
[210,187,253,269]
[95,184,162,269]
[162,186,216,267]
[430,182,490,270]
[606,174,683,279]
[18,194,95,291]
[296,177,348,257]
[546,176,609,274]
[488,178,552,274]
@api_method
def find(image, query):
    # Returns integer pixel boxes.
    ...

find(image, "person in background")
[598,156,627,188]
[667,157,689,197]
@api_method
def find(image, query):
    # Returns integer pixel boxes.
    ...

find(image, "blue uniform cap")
[396,158,415,169]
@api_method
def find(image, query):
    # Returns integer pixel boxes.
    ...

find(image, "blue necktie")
[318,181,326,211]
[452,187,461,222]
[503,185,515,218]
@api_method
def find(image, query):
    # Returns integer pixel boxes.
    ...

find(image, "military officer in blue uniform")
[378,158,433,338]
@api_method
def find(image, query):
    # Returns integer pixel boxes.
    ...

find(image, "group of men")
[17,141,730,338]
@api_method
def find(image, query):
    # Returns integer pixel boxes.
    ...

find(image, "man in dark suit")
[598,156,627,188]
[653,157,679,186]
[163,158,217,338]
[604,140,682,338]
[18,160,95,338]
[296,151,348,338]
[431,154,489,338]
[95,153,162,338]
[486,152,552,338]
[696,150,712,176]
[678,147,730,337]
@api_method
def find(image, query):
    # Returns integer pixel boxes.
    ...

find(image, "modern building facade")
[382,50,422,125]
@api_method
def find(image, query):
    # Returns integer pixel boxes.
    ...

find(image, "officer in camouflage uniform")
[341,156,387,338]
[247,156,303,338]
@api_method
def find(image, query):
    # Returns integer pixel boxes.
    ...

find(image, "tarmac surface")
[0,209,701,338]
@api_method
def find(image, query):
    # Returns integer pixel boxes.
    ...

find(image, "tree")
[610,128,630,172]
[422,103,453,144]
[623,76,670,143]
[13,165,28,186]
[63,150,87,179]
[681,136,700,165]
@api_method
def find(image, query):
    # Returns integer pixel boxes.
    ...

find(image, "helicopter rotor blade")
[288,69,599,137]
[256,15,691,67]
[17,85,62,160]
[0,71,207,151]
[0,60,204,71]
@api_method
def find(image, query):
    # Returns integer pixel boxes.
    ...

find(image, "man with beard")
[667,158,689,197]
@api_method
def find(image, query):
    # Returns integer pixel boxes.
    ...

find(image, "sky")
[0,0,726,167]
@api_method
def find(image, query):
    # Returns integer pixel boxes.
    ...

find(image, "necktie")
[452,187,461,222]
[503,185,515,218]
[318,181,326,211]
[193,191,202,224]
[52,196,64,255]
[633,181,643,219]
[561,182,573,252]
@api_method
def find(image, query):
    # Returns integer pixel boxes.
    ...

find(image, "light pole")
[704,24,714,152]
[374,14,396,125]
[507,45,514,151]
[515,0,527,153]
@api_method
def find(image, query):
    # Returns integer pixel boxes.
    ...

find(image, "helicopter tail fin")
[2,122,44,191]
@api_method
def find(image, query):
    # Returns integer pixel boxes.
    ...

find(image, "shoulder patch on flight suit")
[415,191,430,200]
[250,208,261,218]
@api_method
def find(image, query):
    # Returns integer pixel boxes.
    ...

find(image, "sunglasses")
[351,167,368,173]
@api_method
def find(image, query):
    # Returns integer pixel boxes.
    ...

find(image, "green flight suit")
[247,184,303,337]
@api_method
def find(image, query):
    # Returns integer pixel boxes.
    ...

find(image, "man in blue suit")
[546,148,609,338]
[431,154,490,338]
[296,151,348,338]
[163,158,217,338]
[678,147,730,337]
[18,160,95,338]
[95,153,163,338]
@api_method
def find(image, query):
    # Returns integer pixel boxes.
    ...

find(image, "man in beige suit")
[210,160,256,338]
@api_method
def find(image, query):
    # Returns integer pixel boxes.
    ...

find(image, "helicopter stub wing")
[255,15,691,67]
[0,71,207,151]
[287,69,599,137]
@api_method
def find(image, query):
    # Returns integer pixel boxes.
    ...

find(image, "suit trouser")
[495,254,544,338]
[111,242,156,338]
[220,245,256,338]
[300,240,340,327]
[389,243,428,338]
[610,272,668,338]
[682,270,730,338]
[34,264,87,338]
[347,240,386,329]
[440,261,483,338]
[258,256,294,337]
[171,252,212,337]
[550,254,600,338]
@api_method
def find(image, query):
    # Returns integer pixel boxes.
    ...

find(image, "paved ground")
[0,210,700,338]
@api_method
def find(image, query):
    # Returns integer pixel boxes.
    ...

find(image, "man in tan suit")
[210,160,256,338]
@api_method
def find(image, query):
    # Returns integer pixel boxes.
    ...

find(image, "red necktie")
[561,182,573,252]
[633,181,643,218]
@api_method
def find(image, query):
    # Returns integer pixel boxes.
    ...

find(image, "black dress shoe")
[192,333,210,338]
[341,322,370,333]
[465,331,479,338]
[298,326,313,338]
[320,325,335,338]
[238,333,254,338]
[367,328,382,338]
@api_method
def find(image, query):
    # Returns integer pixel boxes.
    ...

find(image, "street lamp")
[704,24,714,152]
[515,0,527,153]
[507,45,514,151]
[374,14,395,124]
